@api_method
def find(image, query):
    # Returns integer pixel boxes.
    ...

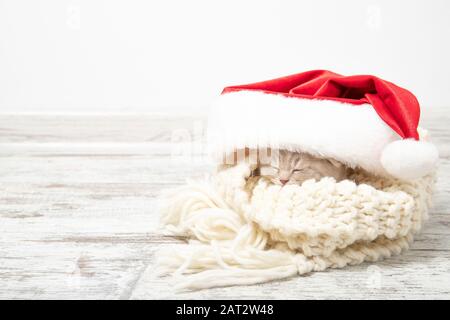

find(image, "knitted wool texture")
[158,163,435,290]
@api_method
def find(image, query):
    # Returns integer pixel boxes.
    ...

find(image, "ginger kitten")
[253,150,349,186]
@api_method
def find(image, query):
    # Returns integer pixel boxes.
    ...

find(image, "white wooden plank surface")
[0,109,449,300]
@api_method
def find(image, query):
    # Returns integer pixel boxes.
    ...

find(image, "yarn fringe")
[157,164,435,290]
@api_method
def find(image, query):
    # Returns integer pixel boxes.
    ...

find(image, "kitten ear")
[327,158,343,168]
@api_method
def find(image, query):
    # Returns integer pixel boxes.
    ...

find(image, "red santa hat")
[207,70,439,180]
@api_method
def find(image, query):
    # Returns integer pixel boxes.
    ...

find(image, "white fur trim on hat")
[207,90,438,180]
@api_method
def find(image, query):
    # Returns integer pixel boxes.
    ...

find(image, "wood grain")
[0,109,449,299]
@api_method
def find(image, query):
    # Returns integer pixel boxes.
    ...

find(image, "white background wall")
[1,0,449,114]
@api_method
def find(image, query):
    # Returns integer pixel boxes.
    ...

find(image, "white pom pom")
[380,139,439,180]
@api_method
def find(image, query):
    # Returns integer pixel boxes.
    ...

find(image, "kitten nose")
[280,179,289,185]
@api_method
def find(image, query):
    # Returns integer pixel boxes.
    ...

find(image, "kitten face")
[257,150,348,186]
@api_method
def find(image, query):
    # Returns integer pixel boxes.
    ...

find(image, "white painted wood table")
[1,108,449,300]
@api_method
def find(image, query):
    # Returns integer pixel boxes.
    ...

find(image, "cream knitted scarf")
[157,163,435,291]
